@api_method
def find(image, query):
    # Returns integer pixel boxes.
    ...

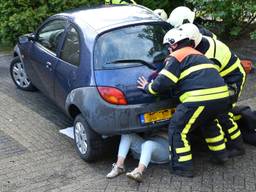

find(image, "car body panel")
[29,43,58,99]
[53,22,93,109]
[65,87,176,135]
[54,60,78,109]
[94,65,158,104]
[14,5,174,136]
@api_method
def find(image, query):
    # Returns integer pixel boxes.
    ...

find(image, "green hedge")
[186,0,256,40]
[0,0,99,44]
[0,0,255,45]
[0,0,184,44]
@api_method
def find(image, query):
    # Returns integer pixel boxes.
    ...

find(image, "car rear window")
[94,23,170,69]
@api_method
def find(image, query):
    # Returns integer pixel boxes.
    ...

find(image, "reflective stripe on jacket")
[196,36,246,90]
[145,47,229,104]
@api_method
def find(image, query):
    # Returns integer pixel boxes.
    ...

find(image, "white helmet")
[163,28,189,46]
[153,9,168,21]
[178,23,202,47]
[167,6,195,28]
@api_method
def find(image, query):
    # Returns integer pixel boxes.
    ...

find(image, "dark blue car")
[10,4,175,161]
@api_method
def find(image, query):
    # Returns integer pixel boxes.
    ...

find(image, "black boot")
[170,169,194,178]
[169,163,194,178]
[228,147,245,157]
[227,137,245,158]
[209,151,229,165]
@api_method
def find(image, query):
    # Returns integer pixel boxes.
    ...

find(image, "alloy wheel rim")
[12,61,31,88]
[75,122,88,155]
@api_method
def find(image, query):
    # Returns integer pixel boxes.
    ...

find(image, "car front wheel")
[73,114,105,162]
[10,56,36,91]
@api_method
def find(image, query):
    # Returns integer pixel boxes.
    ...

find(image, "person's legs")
[126,140,158,181]
[202,119,228,164]
[126,141,154,182]
[116,133,145,165]
[168,102,229,177]
[116,134,134,168]
[150,137,169,163]
[126,139,168,182]
[217,112,244,157]
[107,134,144,178]
[218,76,245,157]
[134,140,158,173]
[168,104,203,177]
[139,137,169,166]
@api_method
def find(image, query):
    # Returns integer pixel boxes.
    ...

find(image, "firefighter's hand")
[137,76,149,90]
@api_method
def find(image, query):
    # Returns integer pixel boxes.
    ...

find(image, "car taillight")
[97,86,128,105]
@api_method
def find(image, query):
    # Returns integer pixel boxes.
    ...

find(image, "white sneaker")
[106,163,125,178]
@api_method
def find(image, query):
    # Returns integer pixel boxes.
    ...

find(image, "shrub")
[186,0,256,40]
[250,31,256,40]
[136,0,184,14]
[2,0,254,44]
[0,0,99,45]
[0,0,186,44]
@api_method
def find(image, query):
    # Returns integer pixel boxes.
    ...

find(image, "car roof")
[57,5,162,32]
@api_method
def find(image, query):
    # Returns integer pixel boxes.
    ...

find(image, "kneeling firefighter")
[180,23,246,157]
[137,28,231,177]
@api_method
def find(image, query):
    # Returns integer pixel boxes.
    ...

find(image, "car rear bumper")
[66,87,176,135]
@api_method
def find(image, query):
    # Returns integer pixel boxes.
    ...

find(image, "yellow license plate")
[140,108,175,124]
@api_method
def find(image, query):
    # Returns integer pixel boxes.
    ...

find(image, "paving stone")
[0,130,27,160]
[1,53,256,192]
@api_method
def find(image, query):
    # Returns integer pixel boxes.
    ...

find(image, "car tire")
[10,56,36,91]
[73,114,106,162]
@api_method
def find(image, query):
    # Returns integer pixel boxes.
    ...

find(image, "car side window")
[37,19,66,53]
[60,26,80,66]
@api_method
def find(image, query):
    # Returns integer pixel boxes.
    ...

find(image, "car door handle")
[46,61,52,68]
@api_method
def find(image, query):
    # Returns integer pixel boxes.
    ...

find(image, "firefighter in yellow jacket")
[105,0,137,4]
[137,28,230,177]
[180,23,246,157]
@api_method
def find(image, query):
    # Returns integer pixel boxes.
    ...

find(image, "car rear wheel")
[10,56,36,91]
[73,114,106,162]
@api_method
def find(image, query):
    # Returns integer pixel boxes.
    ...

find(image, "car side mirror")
[18,33,35,44]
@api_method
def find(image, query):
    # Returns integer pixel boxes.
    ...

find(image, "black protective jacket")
[144,47,229,105]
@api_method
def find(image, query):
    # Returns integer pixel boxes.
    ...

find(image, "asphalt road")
[0,52,256,192]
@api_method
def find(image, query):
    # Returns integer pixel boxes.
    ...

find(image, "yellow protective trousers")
[168,98,230,171]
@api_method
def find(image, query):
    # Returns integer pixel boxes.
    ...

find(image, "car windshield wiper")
[106,59,157,70]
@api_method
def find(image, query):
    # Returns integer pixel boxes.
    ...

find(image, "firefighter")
[180,23,246,157]
[167,6,217,39]
[153,9,168,21]
[105,0,137,4]
[137,28,230,177]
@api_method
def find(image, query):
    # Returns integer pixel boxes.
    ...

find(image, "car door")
[28,19,67,100]
[54,24,81,109]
